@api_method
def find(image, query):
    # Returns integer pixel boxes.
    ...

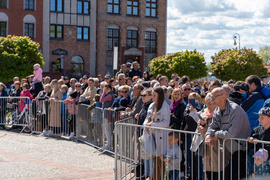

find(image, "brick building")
[0,0,43,50]
[0,0,167,78]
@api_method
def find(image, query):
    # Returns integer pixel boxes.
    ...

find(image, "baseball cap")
[253,148,269,161]
[254,107,270,117]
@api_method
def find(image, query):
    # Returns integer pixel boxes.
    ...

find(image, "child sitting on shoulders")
[31,63,43,89]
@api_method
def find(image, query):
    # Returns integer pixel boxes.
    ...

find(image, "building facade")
[0,0,43,49]
[0,0,167,78]
[97,0,167,75]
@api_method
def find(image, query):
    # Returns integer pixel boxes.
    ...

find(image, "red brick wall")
[49,26,90,77]
[96,0,167,75]
[1,0,43,47]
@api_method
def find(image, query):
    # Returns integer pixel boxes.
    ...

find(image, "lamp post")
[233,33,240,50]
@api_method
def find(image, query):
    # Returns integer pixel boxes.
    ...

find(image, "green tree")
[0,35,44,82]
[149,50,208,80]
[258,46,270,65]
[211,47,267,81]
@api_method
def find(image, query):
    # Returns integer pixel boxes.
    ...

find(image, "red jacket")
[19,89,33,112]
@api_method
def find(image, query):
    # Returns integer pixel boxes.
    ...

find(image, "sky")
[166,0,270,63]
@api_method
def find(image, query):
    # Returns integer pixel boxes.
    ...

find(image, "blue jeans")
[186,137,204,179]
[247,149,255,177]
[144,158,153,176]
[168,170,179,180]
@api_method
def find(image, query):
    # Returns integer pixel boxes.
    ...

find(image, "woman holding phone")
[180,92,204,179]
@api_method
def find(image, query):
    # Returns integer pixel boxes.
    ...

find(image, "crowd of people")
[1,61,270,179]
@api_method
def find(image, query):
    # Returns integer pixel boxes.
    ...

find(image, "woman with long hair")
[143,71,150,81]
[144,87,170,180]
[48,79,62,135]
[170,88,186,129]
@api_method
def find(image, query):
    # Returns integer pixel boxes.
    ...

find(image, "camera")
[234,83,249,92]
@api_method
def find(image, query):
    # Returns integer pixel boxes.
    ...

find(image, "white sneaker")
[69,132,75,139]
[41,130,48,136]
[47,130,53,136]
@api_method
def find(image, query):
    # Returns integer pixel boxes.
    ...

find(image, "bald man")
[205,88,251,180]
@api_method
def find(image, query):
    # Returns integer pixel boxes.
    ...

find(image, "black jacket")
[9,88,21,97]
[228,92,243,105]
[180,105,203,133]
[138,100,153,125]
[248,126,270,157]
[129,69,142,78]
[170,103,186,129]
[30,82,44,98]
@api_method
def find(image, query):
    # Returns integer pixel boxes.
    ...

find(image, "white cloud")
[167,0,270,63]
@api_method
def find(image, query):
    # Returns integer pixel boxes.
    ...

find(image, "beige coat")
[49,89,62,127]
[83,86,96,104]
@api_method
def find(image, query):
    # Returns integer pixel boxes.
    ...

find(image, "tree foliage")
[211,47,267,81]
[258,46,270,65]
[0,35,44,82]
[149,50,208,80]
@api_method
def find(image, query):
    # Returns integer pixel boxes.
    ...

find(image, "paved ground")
[0,130,115,180]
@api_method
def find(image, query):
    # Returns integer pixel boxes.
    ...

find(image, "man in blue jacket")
[240,75,270,131]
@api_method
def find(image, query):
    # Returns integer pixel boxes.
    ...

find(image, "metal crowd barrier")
[114,122,270,180]
[0,97,32,133]
[31,99,70,137]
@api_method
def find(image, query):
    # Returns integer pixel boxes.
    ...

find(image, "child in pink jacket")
[31,63,43,89]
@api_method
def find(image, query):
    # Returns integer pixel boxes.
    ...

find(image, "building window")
[107,28,119,51]
[0,22,6,36]
[77,27,89,40]
[25,0,34,10]
[127,30,138,47]
[24,23,34,38]
[107,0,119,14]
[0,0,7,8]
[146,0,157,17]
[145,31,156,53]
[50,25,63,39]
[50,0,63,12]
[71,56,84,77]
[77,0,90,14]
[127,0,138,16]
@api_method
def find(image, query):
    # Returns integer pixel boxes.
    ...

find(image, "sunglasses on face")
[121,91,128,93]
[184,88,191,91]
[104,78,109,80]
[141,94,150,97]
[75,86,81,87]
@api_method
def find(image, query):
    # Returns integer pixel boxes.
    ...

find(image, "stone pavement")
[0,130,115,180]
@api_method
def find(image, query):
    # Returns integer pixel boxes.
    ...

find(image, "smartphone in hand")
[188,98,197,108]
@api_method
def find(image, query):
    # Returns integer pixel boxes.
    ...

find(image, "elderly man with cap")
[205,87,251,180]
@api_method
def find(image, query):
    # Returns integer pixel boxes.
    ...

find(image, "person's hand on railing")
[205,135,217,146]
[125,107,132,112]
[135,113,140,120]
[247,137,258,144]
